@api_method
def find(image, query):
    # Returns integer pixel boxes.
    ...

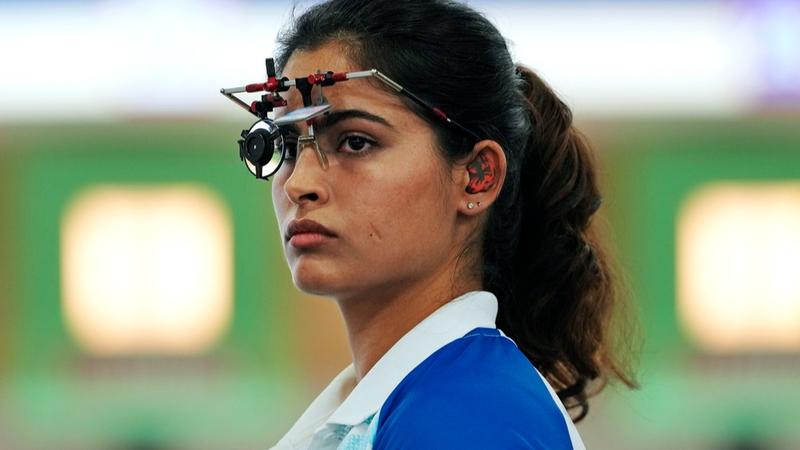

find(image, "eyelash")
[338,133,378,156]
[282,132,378,162]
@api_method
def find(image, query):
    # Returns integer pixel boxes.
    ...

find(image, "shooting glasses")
[220,58,480,180]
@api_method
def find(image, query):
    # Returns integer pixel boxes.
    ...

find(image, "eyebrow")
[316,109,394,132]
[278,109,394,136]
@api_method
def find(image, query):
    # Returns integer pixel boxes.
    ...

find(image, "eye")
[339,134,377,155]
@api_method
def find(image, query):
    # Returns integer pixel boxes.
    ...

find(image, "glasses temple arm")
[367,70,482,142]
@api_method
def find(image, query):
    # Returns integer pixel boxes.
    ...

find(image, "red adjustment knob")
[245,83,266,93]
[308,73,338,86]
[266,78,281,92]
[264,94,288,107]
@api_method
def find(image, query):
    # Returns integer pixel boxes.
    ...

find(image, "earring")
[467,202,475,209]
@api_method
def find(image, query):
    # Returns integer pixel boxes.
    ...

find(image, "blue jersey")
[272,291,586,450]
[373,327,579,449]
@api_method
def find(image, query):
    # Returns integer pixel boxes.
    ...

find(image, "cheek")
[346,154,451,257]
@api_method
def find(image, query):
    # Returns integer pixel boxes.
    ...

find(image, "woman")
[262,0,637,448]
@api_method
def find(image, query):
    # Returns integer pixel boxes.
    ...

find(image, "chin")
[293,278,335,296]
[290,259,342,296]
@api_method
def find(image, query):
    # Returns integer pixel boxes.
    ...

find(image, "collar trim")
[326,290,498,426]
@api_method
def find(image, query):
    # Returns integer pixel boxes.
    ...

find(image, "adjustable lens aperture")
[244,130,269,164]
[238,120,285,180]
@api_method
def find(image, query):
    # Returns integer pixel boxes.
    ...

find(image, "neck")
[337,270,482,381]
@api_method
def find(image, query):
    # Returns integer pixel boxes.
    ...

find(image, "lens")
[245,133,267,162]
[240,120,285,180]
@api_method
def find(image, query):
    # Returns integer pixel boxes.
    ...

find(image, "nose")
[283,141,330,206]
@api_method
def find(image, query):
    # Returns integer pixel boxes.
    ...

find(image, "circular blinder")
[238,120,285,180]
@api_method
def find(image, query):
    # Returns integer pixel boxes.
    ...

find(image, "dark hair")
[275,0,638,421]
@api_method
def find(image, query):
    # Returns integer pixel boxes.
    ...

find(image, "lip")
[286,218,337,248]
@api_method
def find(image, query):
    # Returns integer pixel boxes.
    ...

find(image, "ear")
[453,139,507,215]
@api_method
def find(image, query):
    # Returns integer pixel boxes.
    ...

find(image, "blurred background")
[0,0,798,448]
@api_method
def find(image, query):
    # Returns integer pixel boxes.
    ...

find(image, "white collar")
[273,290,498,448]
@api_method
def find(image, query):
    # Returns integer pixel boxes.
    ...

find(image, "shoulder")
[373,328,579,450]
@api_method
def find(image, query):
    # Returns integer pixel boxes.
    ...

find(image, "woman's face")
[271,42,465,301]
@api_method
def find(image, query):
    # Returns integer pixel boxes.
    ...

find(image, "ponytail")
[489,65,638,422]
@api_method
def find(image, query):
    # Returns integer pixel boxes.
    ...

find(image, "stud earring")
[467,202,475,209]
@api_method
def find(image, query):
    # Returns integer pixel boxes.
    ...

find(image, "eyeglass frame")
[221,58,481,180]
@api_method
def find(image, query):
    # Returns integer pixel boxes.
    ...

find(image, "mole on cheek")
[368,222,382,242]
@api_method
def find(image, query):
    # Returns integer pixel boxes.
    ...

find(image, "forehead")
[278,43,407,114]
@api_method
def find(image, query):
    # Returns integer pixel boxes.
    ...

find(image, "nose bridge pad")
[298,135,329,170]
